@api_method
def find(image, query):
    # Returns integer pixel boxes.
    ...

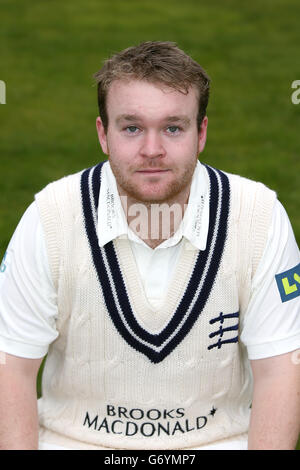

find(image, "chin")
[128,183,183,204]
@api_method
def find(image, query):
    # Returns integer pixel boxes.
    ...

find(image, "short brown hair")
[93,41,210,133]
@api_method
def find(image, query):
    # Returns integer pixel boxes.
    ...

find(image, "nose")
[139,130,166,159]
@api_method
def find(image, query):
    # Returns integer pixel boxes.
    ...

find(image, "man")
[0,41,299,450]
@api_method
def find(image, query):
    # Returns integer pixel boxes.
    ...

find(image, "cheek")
[108,143,137,174]
[169,137,199,162]
[107,133,137,160]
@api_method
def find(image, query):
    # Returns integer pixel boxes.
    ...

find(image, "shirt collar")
[97,160,209,251]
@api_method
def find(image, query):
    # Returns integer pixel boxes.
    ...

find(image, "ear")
[96,116,109,155]
[198,116,208,154]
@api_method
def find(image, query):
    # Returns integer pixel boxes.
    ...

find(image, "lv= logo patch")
[275,263,300,303]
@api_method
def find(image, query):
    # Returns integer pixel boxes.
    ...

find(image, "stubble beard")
[108,155,198,247]
[109,157,198,207]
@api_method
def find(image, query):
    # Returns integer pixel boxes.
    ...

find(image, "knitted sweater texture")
[35,163,276,449]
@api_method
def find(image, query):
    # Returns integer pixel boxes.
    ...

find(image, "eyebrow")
[115,114,191,126]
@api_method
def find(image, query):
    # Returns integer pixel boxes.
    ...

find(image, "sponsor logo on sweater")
[275,263,300,303]
[83,404,217,438]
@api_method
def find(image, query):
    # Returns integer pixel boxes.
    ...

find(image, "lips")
[136,169,169,173]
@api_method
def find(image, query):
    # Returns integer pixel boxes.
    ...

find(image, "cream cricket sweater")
[35,162,276,450]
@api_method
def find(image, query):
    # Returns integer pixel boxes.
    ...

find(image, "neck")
[119,189,190,249]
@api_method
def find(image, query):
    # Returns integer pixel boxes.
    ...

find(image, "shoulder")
[210,167,278,276]
[223,169,276,199]
[35,167,85,202]
[35,161,107,207]
[202,163,277,202]
[202,164,277,228]
[216,168,277,220]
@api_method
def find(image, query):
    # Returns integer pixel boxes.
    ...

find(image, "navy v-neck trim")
[81,162,230,363]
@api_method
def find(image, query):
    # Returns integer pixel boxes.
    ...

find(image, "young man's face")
[96,79,207,204]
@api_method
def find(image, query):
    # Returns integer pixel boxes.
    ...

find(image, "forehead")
[106,79,198,120]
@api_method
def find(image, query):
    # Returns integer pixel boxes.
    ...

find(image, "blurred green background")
[1,0,299,449]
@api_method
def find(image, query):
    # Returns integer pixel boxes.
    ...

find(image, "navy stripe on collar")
[81,162,230,363]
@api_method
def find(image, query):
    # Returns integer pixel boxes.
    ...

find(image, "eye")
[166,125,181,134]
[125,125,139,134]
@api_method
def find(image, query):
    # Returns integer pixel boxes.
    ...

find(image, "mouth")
[136,169,170,174]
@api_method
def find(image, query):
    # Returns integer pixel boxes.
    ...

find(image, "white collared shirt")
[0,161,300,360]
[97,161,209,308]
[97,160,209,252]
